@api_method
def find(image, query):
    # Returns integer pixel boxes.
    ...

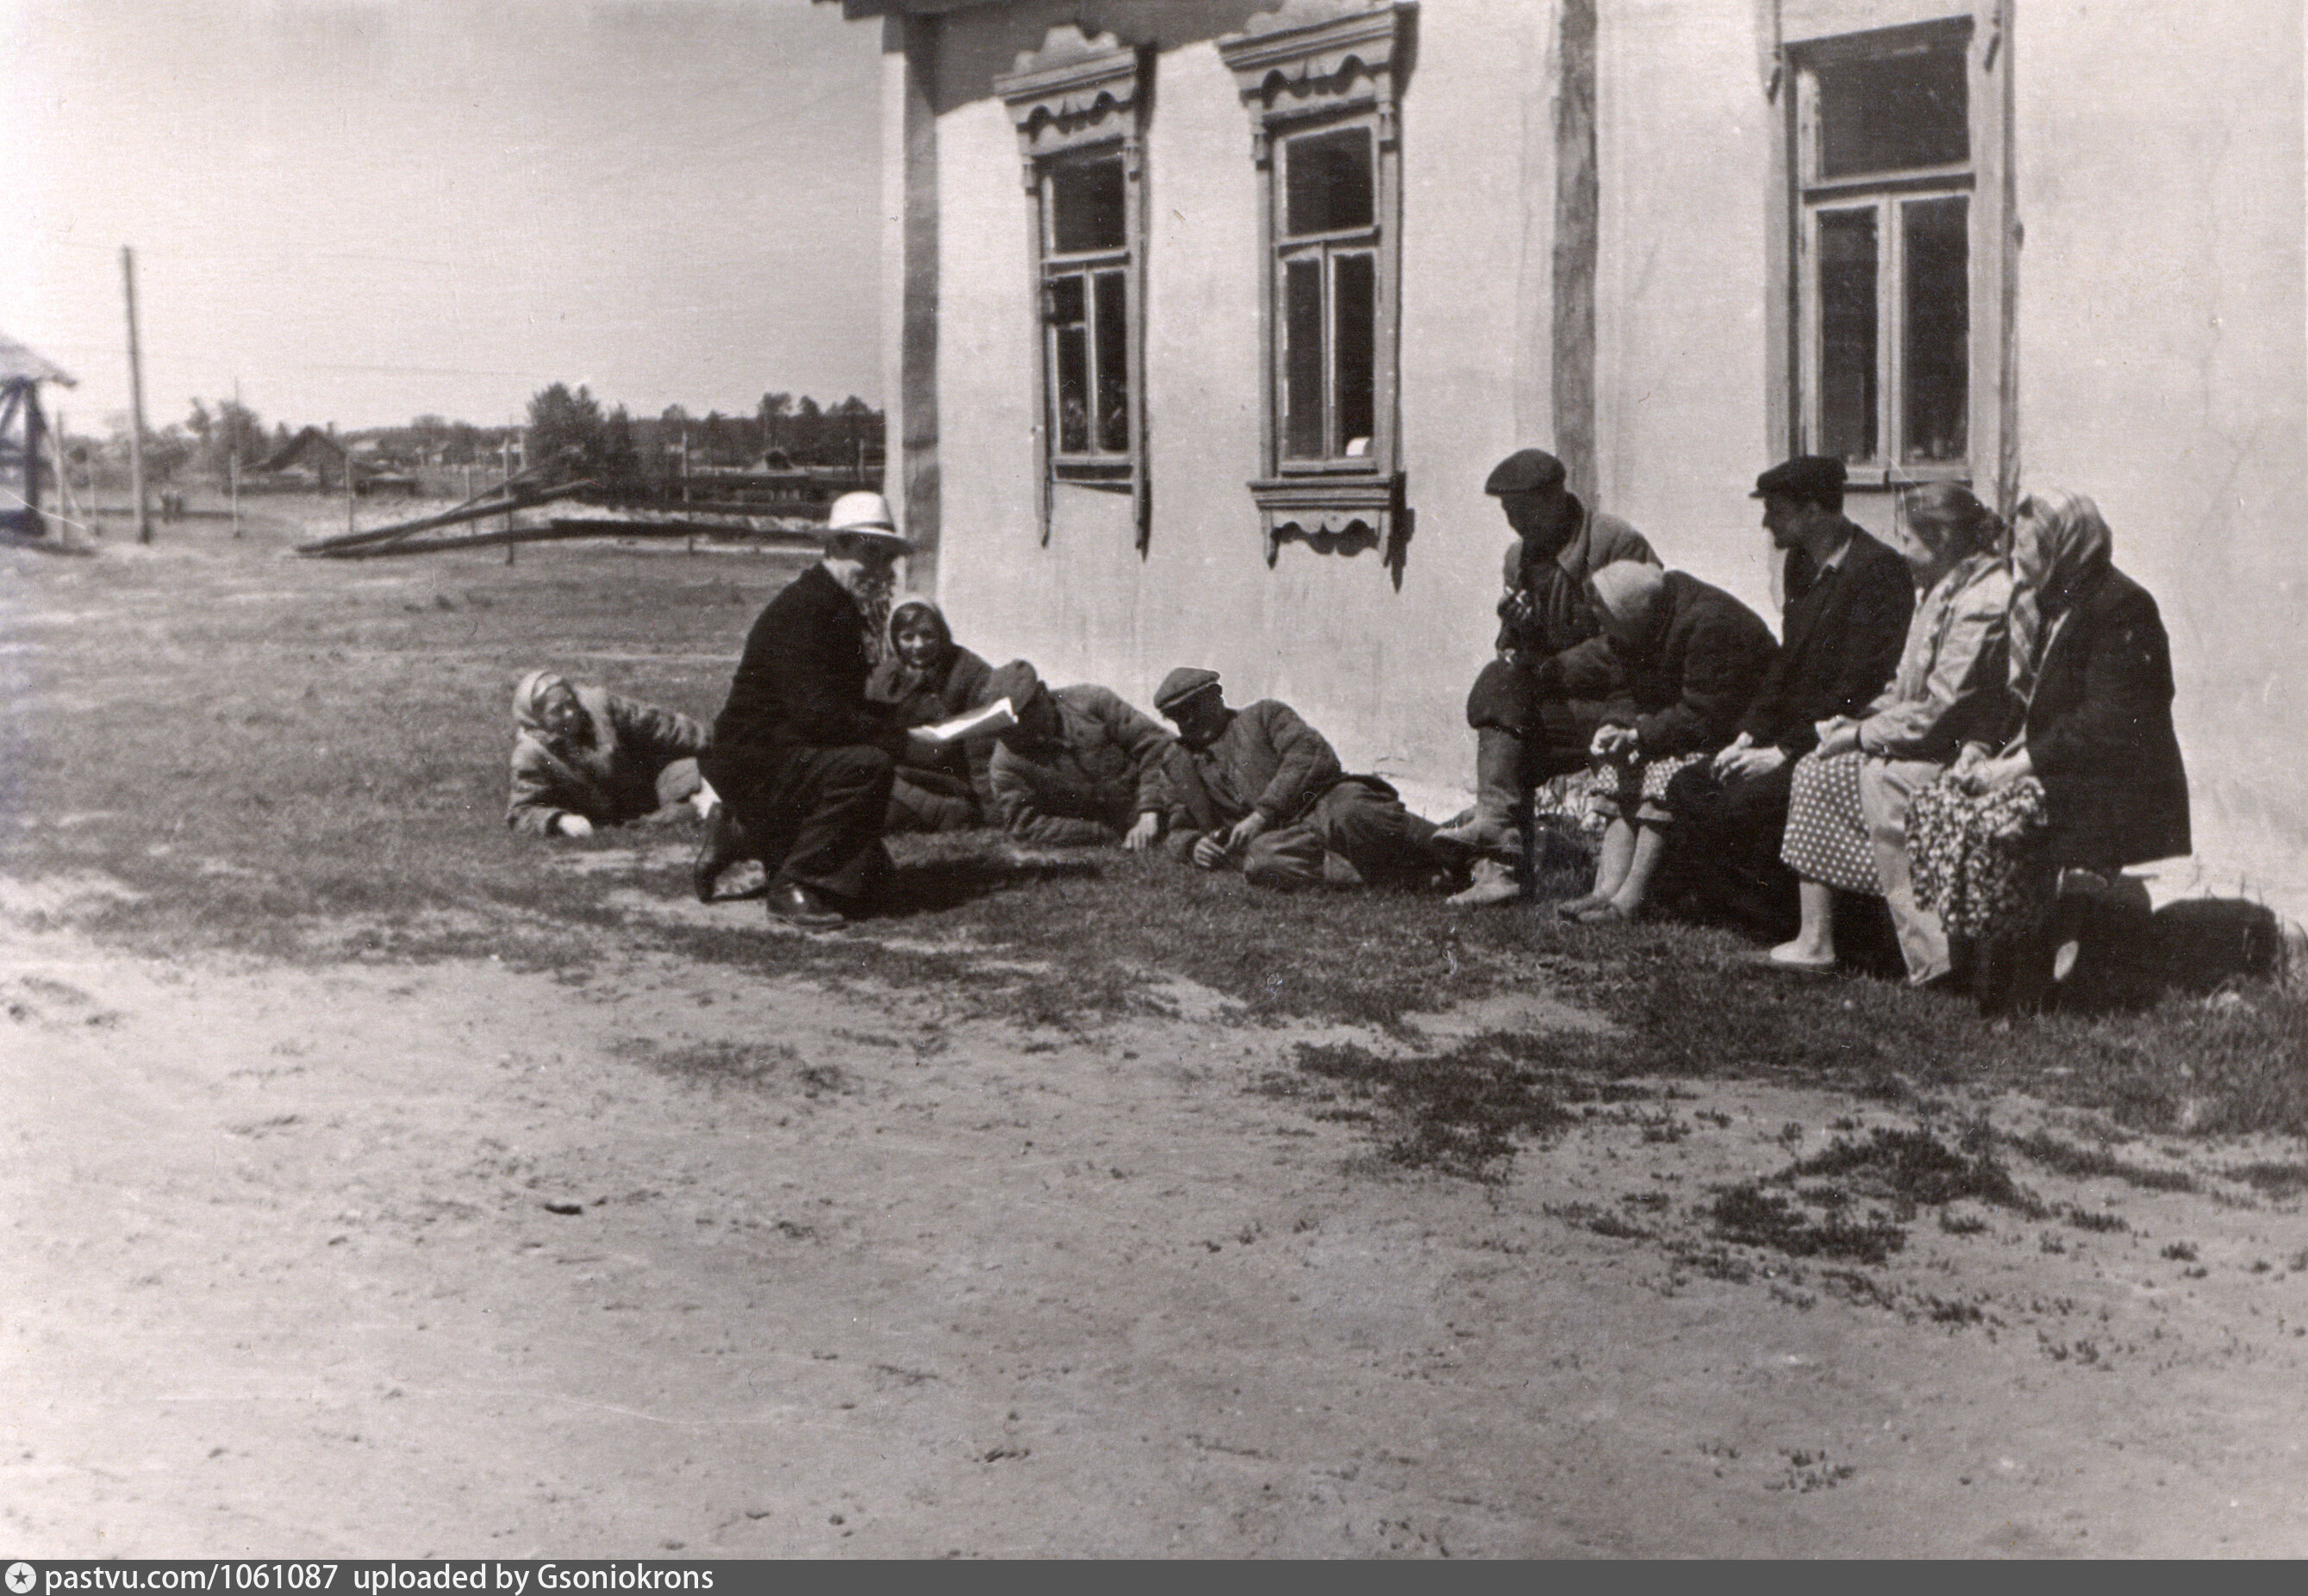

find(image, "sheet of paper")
[917,696,1015,746]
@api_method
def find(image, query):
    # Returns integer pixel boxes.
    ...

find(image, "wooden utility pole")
[229,378,242,538]
[122,246,152,543]
[502,432,516,564]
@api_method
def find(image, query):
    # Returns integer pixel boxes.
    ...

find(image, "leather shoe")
[766,881,844,931]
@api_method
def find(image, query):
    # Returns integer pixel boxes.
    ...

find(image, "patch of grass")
[1291,1032,1578,1179]
[2224,1161,2308,1200]
[1784,1126,2046,1215]
[2004,1130,2199,1194]
[1707,1184,1906,1266]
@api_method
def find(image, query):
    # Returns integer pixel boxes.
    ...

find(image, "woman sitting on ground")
[1906,489,2191,1016]
[507,670,714,838]
[1768,482,2014,982]
[1555,561,1777,924]
[864,597,1001,832]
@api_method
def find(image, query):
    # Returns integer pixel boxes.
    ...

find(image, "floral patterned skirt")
[1588,751,1709,825]
[1907,773,2055,942]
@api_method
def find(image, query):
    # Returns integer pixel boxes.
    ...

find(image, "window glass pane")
[1047,273,1090,452]
[1902,195,1968,464]
[1049,156,1126,254]
[1332,252,1375,458]
[1818,208,1879,462]
[1817,44,1968,178]
[1093,269,1129,454]
[1283,125,1374,237]
[1282,257,1326,458]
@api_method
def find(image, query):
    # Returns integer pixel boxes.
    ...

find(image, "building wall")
[2012,0,2308,906]
[896,0,2308,907]
[922,0,1561,782]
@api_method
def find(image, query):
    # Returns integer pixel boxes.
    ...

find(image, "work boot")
[1446,856,1523,907]
[1432,727,1530,860]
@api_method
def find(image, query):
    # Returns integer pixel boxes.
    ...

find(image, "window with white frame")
[1791,18,1979,477]
[997,28,1149,546]
[1219,1,1408,566]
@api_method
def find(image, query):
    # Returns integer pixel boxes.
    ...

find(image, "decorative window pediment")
[1219,1,1413,577]
[997,26,1145,164]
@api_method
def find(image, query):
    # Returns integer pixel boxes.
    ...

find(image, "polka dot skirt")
[1779,750,1881,893]
[1589,750,1708,823]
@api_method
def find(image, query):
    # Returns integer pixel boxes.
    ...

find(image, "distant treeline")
[69,384,885,489]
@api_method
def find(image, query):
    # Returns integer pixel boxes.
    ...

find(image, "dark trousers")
[701,741,895,904]
[1661,759,1801,941]
[1465,658,1612,784]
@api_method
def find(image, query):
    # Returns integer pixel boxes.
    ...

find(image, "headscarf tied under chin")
[514,670,575,739]
[2006,489,2113,700]
[884,598,955,682]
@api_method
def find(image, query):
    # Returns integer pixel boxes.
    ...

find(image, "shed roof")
[0,332,76,388]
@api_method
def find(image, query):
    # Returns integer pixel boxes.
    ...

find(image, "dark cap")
[1153,666,1222,713]
[985,658,1042,711]
[1751,455,1847,505]
[1484,449,1567,496]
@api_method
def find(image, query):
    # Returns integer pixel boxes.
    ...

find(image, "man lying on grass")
[1147,666,1463,891]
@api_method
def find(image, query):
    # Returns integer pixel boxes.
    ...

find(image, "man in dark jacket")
[985,662,1174,847]
[696,492,937,929]
[1149,668,1449,891]
[1662,455,1914,938]
[1436,448,1660,905]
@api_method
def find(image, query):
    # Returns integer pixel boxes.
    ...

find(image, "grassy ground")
[7,501,2305,1179]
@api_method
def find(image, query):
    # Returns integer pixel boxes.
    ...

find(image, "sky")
[0,0,886,436]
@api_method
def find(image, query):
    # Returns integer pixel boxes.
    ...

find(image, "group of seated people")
[507,458,2190,1018]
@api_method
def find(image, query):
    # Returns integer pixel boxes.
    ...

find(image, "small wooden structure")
[0,332,76,539]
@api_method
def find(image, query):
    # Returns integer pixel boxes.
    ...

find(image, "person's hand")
[1719,743,1787,782]
[1710,732,1756,777]
[1950,742,1990,779]
[1813,718,1862,759]
[555,813,594,839]
[1590,724,1638,763]
[1496,587,1535,628]
[1190,834,1231,870]
[1961,751,2030,795]
[1123,812,1160,853]
[1224,812,1269,853]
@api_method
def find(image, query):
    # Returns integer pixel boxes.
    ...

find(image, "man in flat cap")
[984,660,1175,847]
[1660,455,1913,938]
[1148,668,1450,891]
[1434,447,1661,904]
[696,490,940,929]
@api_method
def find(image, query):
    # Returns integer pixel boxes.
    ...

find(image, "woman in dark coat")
[864,598,1001,832]
[1907,489,2190,1013]
[1556,561,1778,923]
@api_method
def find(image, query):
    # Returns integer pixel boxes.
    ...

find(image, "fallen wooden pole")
[293,480,595,553]
[305,516,821,559]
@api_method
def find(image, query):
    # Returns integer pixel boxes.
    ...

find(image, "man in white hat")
[696,490,936,929]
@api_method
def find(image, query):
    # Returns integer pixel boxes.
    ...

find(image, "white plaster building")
[826,0,2305,922]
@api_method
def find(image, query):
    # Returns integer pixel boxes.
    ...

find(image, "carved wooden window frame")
[1219,2,1409,567]
[997,31,1151,552]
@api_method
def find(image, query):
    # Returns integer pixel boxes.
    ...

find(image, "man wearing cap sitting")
[983,662,1174,848]
[1434,447,1660,906]
[696,490,939,930]
[1149,668,1450,891]
[1660,455,1913,938]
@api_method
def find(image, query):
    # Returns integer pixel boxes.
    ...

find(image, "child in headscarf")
[864,598,1001,832]
[507,670,714,837]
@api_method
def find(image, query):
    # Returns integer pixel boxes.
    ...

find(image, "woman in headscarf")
[1767,483,2014,982]
[864,597,1001,832]
[1555,560,1777,923]
[1906,489,2190,1014]
[507,670,714,837]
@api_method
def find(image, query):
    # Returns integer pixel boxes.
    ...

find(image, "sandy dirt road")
[4,860,2306,1559]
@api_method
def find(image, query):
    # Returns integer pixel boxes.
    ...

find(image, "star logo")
[6,1562,36,1595]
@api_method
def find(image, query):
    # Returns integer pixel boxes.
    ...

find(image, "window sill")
[1839,463,1974,491]
[1248,471,1403,566]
